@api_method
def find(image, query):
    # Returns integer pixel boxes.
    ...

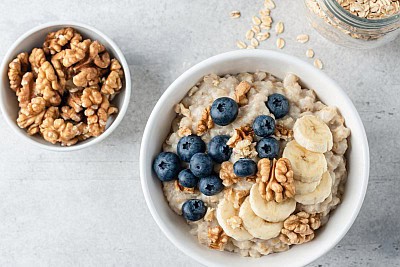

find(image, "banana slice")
[249,184,296,223]
[295,171,332,205]
[216,199,253,241]
[282,140,327,183]
[293,115,333,153]
[239,197,283,240]
[294,179,321,195]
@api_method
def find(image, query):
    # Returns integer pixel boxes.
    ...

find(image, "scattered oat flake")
[260,24,271,30]
[275,22,284,35]
[306,49,315,58]
[247,45,256,49]
[297,34,310,43]
[264,0,276,9]
[259,9,271,17]
[314,58,323,69]
[251,38,259,47]
[252,16,262,25]
[252,25,261,34]
[237,40,247,49]
[257,32,270,41]
[276,38,285,49]
[246,30,255,40]
[230,11,241,19]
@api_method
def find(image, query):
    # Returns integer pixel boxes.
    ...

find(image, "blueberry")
[198,174,224,196]
[178,169,199,188]
[210,97,239,126]
[182,199,207,221]
[256,137,280,159]
[177,135,206,162]
[208,135,232,163]
[253,115,275,137]
[153,152,181,182]
[233,158,257,177]
[266,93,289,119]
[190,153,213,178]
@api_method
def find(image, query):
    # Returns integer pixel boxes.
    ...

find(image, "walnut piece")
[8,52,29,92]
[17,97,47,135]
[40,117,82,146]
[29,48,46,76]
[274,124,294,141]
[73,67,100,87]
[63,39,91,68]
[51,50,68,90]
[279,212,321,245]
[219,161,238,186]
[234,81,252,106]
[197,106,214,135]
[101,59,123,95]
[85,95,118,137]
[227,125,254,148]
[224,188,249,209]
[43,27,76,55]
[174,180,195,194]
[17,72,35,108]
[257,158,295,203]
[208,226,229,251]
[36,61,62,106]
[60,106,82,122]
[81,87,103,108]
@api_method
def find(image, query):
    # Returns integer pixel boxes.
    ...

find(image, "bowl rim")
[0,21,131,152]
[140,49,370,267]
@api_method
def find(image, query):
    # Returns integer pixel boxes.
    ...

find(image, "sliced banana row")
[285,114,334,205]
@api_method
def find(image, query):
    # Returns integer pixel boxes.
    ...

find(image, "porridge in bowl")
[153,71,350,257]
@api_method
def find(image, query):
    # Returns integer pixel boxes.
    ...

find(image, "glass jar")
[304,0,400,49]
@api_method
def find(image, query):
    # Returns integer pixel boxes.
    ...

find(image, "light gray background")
[0,0,399,266]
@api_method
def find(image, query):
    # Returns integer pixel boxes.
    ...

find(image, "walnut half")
[219,161,238,187]
[257,158,295,203]
[279,212,321,245]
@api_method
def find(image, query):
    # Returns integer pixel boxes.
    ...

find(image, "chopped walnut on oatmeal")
[208,226,229,250]
[224,188,249,209]
[234,81,252,106]
[227,125,254,148]
[197,106,214,135]
[280,212,321,245]
[219,161,239,186]
[177,126,192,137]
[174,180,195,194]
[274,123,294,141]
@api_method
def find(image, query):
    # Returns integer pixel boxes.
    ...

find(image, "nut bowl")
[140,50,369,267]
[0,21,131,151]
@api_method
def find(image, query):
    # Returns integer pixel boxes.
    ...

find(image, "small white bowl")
[140,50,369,267]
[0,21,131,151]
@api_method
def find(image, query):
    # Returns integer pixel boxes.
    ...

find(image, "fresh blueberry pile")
[153,93,289,221]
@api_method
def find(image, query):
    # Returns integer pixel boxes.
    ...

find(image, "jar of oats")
[305,0,400,49]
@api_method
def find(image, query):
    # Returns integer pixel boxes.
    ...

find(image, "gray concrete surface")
[0,0,399,266]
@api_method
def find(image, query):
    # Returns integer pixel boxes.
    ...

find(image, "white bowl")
[0,21,131,151]
[140,50,369,267]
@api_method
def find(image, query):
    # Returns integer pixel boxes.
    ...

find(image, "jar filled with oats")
[305,0,400,48]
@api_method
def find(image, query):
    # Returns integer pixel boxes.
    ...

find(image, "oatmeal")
[153,72,350,257]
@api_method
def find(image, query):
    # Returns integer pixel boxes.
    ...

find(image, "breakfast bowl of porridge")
[140,50,369,267]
